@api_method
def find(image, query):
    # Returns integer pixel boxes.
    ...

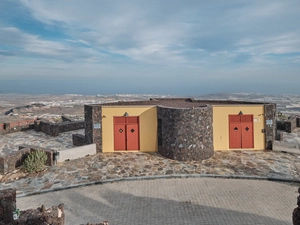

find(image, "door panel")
[114,117,126,124]
[229,123,242,148]
[126,124,139,150]
[229,115,241,123]
[114,124,126,150]
[241,123,254,148]
[126,117,139,124]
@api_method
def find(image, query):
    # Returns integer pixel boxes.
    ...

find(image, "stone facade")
[36,120,84,136]
[157,106,214,161]
[264,104,276,150]
[84,105,102,153]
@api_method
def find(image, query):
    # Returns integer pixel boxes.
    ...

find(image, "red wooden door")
[241,123,254,148]
[229,123,242,148]
[229,115,254,149]
[114,116,139,151]
[114,124,126,150]
[126,124,139,150]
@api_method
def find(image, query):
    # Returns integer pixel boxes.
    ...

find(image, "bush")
[23,150,47,173]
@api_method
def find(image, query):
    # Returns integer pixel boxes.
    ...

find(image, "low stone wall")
[35,119,84,136]
[19,145,54,166]
[0,148,30,174]
[15,204,65,225]
[157,106,214,161]
[0,119,35,135]
[277,116,297,133]
[72,133,87,146]
[0,145,55,174]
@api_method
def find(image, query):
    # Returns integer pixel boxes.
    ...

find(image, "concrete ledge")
[273,140,300,154]
[57,144,96,162]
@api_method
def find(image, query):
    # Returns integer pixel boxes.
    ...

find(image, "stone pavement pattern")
[16,178,297,225]
[0,150,299,197]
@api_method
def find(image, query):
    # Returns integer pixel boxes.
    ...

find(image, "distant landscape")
[0,92,299,123]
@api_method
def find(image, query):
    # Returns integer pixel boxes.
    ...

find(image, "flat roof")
[100,98,267,109]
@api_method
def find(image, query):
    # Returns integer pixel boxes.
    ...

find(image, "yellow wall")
[102,106,157,152]
[213,105,265,150]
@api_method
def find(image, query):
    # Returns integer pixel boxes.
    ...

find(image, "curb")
[16,174,300,198]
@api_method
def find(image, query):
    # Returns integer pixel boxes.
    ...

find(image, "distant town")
[0,92,299,123]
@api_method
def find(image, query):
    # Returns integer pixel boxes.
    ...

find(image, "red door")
[114,124,126,150]
[229,123,242,148]
[126,124,139,150]
[114,116,139,151]
[241,123,253,148]
[229,115,254,149]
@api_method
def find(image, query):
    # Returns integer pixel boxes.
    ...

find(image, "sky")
[0,0,300,95]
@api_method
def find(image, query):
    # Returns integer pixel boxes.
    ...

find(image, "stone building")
[84,98,276,161]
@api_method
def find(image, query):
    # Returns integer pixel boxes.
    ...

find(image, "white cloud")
[0,0,299,86]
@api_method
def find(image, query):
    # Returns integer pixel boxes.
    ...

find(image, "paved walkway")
[1,150,299,197]
[16,178,298,225]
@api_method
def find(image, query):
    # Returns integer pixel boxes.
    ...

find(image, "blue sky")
[0,0,300,95]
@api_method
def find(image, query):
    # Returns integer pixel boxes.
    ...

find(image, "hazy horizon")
[0,79,299,96]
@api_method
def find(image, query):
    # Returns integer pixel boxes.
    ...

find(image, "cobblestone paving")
[1,129,300,198]
[0,149,299,197]
[16,178,298,225]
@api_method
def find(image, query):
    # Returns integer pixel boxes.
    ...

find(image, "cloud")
[0,0,299,86]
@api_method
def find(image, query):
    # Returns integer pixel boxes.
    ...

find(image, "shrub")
[23,150,47,173]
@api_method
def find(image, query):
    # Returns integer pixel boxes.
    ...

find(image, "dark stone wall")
[72,134,86,146]
[276,116,297,133]
[157,106,214,161]
[84,105,102,152]
[36,120,84,136]
[0,149,30,174]
[0,189,16,224]
[264,104,276,150]
[275,131,283,141]
[39,120,59,136]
